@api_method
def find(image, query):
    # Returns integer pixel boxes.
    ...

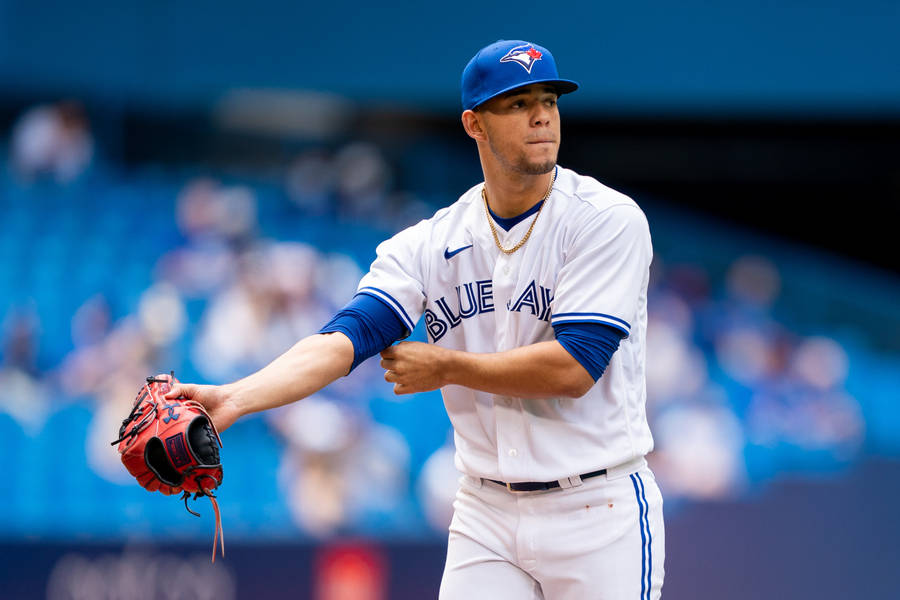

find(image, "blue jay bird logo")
[499,45,543,73]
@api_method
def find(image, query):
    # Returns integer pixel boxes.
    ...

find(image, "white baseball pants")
[439,460,664,600]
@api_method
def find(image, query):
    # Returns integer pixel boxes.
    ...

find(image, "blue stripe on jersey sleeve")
[319,293,410,373]
[551,311,631,329]
[551,312,630,336]
[552,321,624,382]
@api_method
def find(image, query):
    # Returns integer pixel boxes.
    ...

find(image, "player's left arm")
[381,338,597,398]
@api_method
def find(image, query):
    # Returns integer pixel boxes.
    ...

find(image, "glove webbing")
[110,385,158,450]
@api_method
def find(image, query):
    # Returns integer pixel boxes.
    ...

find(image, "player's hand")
[380,342,451,395]
[165,383,242,433]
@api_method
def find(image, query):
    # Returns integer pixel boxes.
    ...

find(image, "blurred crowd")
[0,101,892,541]
[645,256,865,502]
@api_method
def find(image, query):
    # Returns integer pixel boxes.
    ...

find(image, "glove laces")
[182,478,225,563]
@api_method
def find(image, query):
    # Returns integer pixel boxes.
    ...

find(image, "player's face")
[477,84,560,176]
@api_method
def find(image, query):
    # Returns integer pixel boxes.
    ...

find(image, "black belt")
[487,468,607,492]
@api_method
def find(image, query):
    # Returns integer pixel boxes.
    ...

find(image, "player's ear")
[461,110,487,141]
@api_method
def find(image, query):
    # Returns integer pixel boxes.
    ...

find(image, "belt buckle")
[505,482,519,493]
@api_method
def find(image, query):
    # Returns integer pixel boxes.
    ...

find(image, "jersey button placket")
[492,253,515,352]
[492,243,526,477]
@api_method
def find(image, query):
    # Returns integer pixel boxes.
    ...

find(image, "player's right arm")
[167,218,430,433]
[166,332,355,433]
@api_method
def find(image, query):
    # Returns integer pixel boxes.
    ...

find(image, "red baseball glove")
[111,372,225,561]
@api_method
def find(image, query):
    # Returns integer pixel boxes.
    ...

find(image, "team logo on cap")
[499,44,543,73]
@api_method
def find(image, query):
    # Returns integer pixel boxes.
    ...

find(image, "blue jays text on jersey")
[424,279,554,343]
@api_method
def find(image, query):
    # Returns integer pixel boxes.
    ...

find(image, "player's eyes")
[506,97,555,110]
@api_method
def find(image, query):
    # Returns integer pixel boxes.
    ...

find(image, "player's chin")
[517,157,557,175]
[521,146,558,174]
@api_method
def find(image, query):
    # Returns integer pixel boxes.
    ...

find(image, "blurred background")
[1,1,898,598]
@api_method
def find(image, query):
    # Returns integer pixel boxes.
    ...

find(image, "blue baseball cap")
[461,40,579,111]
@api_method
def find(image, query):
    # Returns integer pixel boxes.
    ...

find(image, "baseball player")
[168,39,664,599]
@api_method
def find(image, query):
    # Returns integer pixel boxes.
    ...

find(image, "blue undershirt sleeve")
[319,292,410,373]
[552,321,624,382]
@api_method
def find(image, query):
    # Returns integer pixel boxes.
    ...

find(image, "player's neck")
[481,167,555,218]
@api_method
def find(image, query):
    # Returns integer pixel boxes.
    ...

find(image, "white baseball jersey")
[358,166,654,482]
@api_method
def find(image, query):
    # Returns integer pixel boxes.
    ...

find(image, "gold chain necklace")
[482,168,557,255]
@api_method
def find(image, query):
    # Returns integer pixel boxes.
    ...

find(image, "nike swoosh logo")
[444,244,473,260]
